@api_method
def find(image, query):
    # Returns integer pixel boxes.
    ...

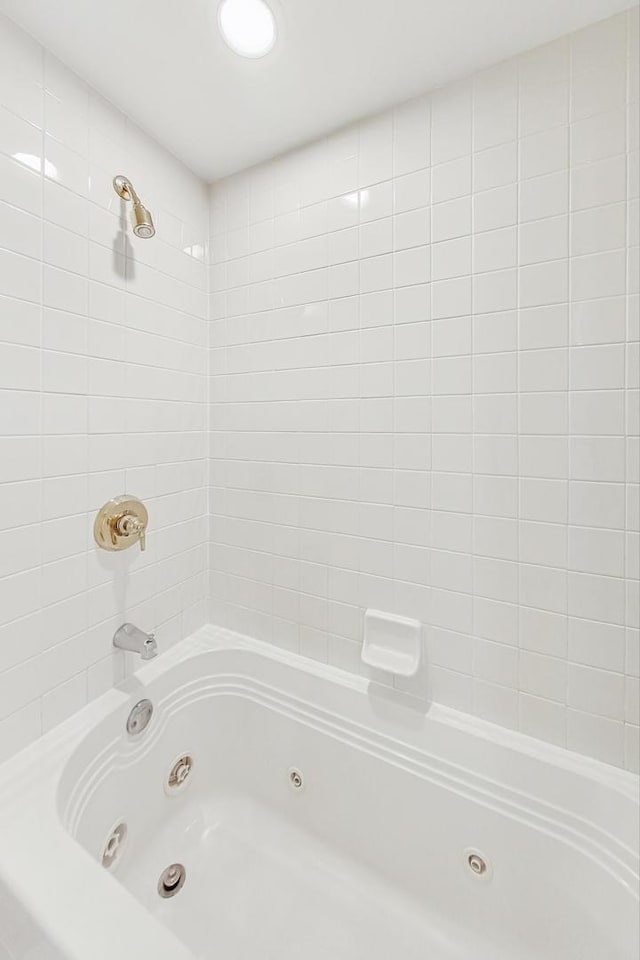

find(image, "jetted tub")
[0,624,637,960]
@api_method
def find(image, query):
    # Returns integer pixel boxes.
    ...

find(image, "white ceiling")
[0,0,633,182]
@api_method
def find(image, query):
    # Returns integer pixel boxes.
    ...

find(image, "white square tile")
[432,236,471,281]
[0,199,41,259]
[568,571,625,624]
[393,95,430,176]
[520,126,568,181]
[569,481,625,530]
[519,216,568,265]
[432,395,472,431]
[519,436,568,480]
[519,651,567,702]
[523,300,572,355]
[570,154,626,210]
[571,390,624,435]
[473,61,517,152]
[432,196,471,242]
[570,344,624,390]
[472,311,517,354]
[361,289,392,327]
[395,321,429,360]
[44,56,89,158]
[571,109,626,165]
[567,663,625,721]
[571,60,627,123]
[359,112,393,187]
[393,169,430,213]
[431,155,471,203]
[568,617,625,672]
[473,268,517,314]
[473,141,517,192]
[520,477,567,523]
[0,248,42,303]
[571,297,626,345]
[520,605,567,658]
[431,276,471,320]
[0,152,42,217]
[360,181,393,223]
[519,80,569,138]
[473,226,517,273]
[360,218,393,259]
[519,260,568,308]
[520,520,567,568]
[520,170,569,222]
[394,246,429,287]
[393,284,427,324]
[519,349,568,392]
[394,207,429,250]
[569,526,624,578]
[519,393,568,435]
[0,14,43,126]
[474,475,517,518]
[473,184,517,233]
[360,254,392,294]
[431,82,472,165]
[432,316,471,357]
[571,250,626,301]
[571,437,625,482]
[474,394,517,434]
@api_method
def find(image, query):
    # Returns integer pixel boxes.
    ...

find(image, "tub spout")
[113,622,157,660]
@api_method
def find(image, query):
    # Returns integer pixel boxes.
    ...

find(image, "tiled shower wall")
[1,8,638,774]
[209,9,640,770]
[0,14,208,760]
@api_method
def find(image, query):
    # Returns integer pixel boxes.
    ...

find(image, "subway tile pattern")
[0,14,209,760]
[208,10,640,771]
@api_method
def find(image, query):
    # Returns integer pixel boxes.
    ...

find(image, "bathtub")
[0,625,637,960]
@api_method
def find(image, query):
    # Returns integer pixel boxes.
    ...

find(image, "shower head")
[113,175,156,239]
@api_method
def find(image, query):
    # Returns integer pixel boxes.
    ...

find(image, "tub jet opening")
[468,853,487,875]
[167,754,194,791]
[101,821,127,869]
[158,863,186,898]
[289,767,304,790]
[464,848,492,881]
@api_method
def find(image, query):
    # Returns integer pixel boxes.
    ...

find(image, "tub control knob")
[94,495,149,552]
[115,512,146,550]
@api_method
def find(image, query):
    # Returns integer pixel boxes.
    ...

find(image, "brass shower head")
[113,175,156,239]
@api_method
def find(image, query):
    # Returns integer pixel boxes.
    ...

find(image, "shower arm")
[113,175,142,206]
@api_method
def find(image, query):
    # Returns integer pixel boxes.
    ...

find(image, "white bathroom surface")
[121,796,479,960]
[0,628,636,960]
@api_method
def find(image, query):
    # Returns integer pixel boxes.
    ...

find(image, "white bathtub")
[0,624,637,960]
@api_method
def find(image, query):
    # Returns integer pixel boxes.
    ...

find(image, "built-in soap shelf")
[361,609,421,677]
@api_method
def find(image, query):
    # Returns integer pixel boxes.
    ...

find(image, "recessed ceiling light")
[218,0,277,58]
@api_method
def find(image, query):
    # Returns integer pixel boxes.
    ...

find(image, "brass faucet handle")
[115,512,146,551]
[94,496,149,552]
